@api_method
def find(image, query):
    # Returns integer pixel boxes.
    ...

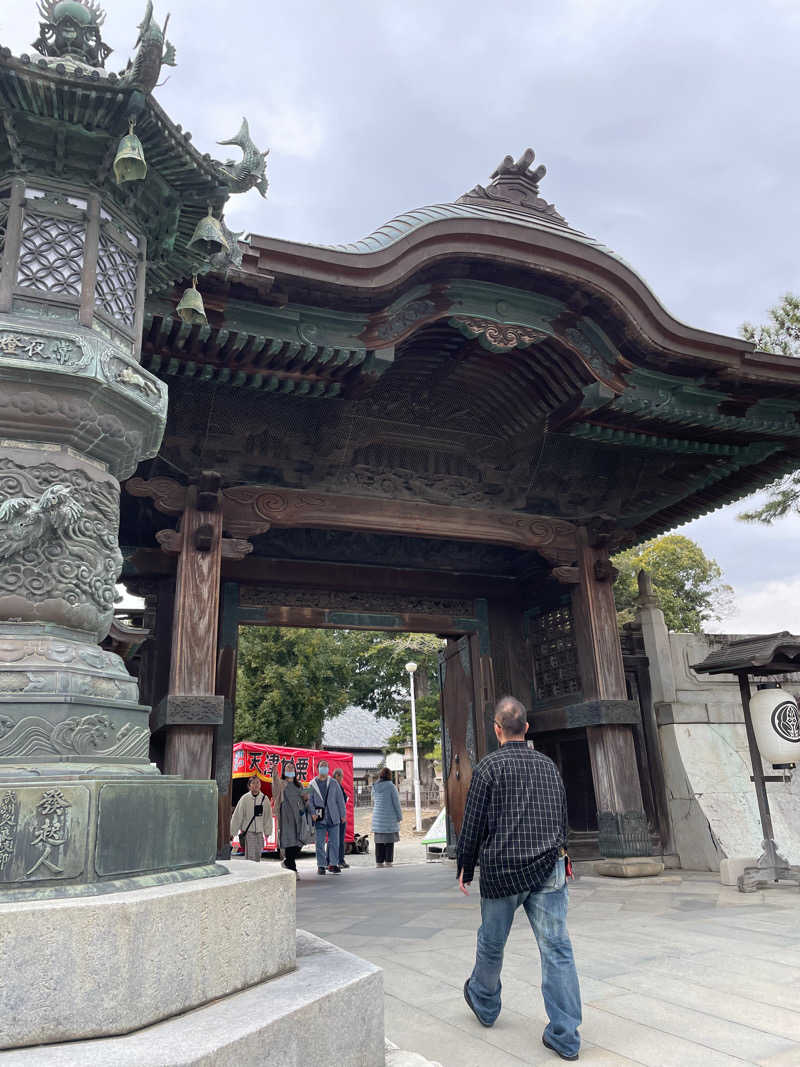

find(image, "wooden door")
[439,635,479,853]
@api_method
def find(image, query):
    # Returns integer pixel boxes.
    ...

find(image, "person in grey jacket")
[309,760,347,875]
[371,767,403,867]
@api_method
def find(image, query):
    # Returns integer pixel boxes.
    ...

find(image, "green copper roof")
[321,200,623,262]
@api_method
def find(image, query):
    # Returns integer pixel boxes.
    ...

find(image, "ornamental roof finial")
[457,147,566,225]
[32,0,112,68]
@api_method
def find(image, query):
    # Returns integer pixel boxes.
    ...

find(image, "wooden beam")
[126,477,578,565]
[125,548,521,601]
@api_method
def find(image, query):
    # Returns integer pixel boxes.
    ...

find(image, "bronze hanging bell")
[176,276,207,325]
[113,119,147,185]
[187,206,230,258]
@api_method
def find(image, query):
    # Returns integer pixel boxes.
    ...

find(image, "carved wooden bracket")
[129,477,578,564]
[155,528,253,561]
[551,565,580,584]
[593,559,619,584]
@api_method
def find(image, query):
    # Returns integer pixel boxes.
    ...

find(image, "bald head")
[493,696,528,741]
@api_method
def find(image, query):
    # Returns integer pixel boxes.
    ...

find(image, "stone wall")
[646,627,800,871]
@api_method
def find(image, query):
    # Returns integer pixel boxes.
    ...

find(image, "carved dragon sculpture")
[216,118,269,197]
[120,1,176,93]
[0,484,84,562]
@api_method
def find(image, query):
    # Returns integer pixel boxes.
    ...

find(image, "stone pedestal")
[0,864,385,1066]
[594,856,665,878]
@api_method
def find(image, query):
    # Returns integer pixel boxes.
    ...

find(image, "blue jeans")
[316,822,340,868]
[327,821,346,866]
[467,859,581,1057]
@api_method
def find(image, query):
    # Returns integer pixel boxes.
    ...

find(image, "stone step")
[1,931,384,1066]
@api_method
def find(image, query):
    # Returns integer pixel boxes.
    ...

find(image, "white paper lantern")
[750,683,800,766]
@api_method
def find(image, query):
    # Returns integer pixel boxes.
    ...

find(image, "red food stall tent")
[232,742,355,854]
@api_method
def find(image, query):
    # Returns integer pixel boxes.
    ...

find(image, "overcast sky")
[5,0,799,631]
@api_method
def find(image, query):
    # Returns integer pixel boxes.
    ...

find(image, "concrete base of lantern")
[0,862,294,1050]
[0,930,383,1067]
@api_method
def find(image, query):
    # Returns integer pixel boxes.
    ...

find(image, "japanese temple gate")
[3,15,800,869]
[118,155,800,864]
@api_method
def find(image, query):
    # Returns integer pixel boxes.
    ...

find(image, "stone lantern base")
[0,619,222,898]
[0,774,221,899]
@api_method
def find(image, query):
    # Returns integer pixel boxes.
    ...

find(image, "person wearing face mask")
[230,774,273,862]
[309,759,347,875]
[274,760,310,879]
[329,767,350,870]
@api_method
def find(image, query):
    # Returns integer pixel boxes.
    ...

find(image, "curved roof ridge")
[318,200,603,255]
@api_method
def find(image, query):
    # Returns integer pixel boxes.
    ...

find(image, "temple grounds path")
[290,849,800,1066]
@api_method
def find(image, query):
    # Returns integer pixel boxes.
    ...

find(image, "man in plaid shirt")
[458,696,582,1061]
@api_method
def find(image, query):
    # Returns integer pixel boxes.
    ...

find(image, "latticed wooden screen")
[95,229,138,327]
[17,211,85,295]
[529,605,581,702]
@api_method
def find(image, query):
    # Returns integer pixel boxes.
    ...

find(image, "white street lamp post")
[405,661,422,832]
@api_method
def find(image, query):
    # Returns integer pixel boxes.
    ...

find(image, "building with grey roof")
[323,706,399,796]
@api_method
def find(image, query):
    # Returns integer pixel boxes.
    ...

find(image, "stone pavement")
[293,850,800,1067]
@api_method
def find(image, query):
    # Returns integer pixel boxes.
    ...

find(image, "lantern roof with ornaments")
[0,0,266,301]
[693,631,800,676]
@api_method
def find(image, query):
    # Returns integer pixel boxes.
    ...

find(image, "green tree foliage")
[612,534,733,632]
[346,632,444,755]
[235,627,354,747]
[739,294,800,523]
[741,293,800,359]
[235,628,445,754]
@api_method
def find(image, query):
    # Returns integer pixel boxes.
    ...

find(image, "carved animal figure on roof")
[0,484,84,561]
[210,216,245,272]
[216,118,269,197]
[120,1,176,93]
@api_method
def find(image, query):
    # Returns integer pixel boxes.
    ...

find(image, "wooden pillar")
[138,576,175,771]
[213,581,239,858]
[156,478,225,780]
[571,529,652,861]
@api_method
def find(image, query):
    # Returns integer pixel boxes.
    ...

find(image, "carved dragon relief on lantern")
[0,456,122,641]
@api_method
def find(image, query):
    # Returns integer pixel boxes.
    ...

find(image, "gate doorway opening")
[232,624,448,840]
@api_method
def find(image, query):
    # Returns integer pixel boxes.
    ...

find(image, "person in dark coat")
[275,760,310,880]
[371,767,403,867]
